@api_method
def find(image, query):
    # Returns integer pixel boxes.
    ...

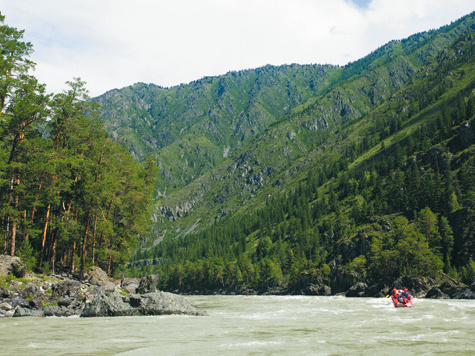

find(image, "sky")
[0,0,474,97]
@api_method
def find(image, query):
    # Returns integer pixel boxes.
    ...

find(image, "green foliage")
[0,15,157,276]
[461,259,475,284]
[17,240,37,271]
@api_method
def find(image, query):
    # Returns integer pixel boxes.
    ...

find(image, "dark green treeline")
[0,15,157,277]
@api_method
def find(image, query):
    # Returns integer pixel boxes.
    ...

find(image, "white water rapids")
[1,295,474,355]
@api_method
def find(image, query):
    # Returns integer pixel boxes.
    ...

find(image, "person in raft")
[401,287,411,304]
[392,288,403,303]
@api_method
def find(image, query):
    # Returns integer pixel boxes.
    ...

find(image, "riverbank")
[0,255,206,317]
[1,255,473,318]
[177,274,475,300]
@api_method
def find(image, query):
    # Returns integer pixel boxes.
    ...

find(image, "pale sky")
[1,0,474,97]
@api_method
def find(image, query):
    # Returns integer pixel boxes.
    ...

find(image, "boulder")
[13,307,45,317]
[28,298,43,309]
[81,291,207,317]
[391,276,437,298]
[10,296,29,308]
[84,266,116,292]
[303,284,331,296]
[52,280,82,299]
[0,255,26,278]
[136,275,159,294]
[43,305,79,317]
[57,298,72,307]
[346,282,368,297]
[452,287,475,299]
[0,286,11,298]
[5,309,15,317]
[426,287,450,299]
[121,278,140,294]
[0,302,13,311]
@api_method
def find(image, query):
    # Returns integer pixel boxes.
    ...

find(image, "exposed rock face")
[345,282,368,297]
[0,255,26,278]
[81,292,207,317]
[84,266,116,292]
[121,278,140,294]
[304,284,332,296]
[136,275,159,294]
[391,276,438,298]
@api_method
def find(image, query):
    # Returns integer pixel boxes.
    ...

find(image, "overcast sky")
[1,0,474,97]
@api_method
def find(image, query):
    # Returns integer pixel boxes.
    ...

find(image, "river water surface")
[1,295,474,355]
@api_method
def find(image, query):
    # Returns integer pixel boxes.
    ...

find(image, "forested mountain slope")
[94,64,339,191]
[119,12,475,292]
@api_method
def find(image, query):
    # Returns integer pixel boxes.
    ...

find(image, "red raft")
[391,289,414,308]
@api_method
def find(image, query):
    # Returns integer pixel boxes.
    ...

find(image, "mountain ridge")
[96,12,475,291]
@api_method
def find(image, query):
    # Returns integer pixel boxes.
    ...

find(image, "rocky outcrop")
[0,255,26,278]
[136,275,159,294]
[81,292,207,317]
[0,256,207,318]
[84,266,116,293]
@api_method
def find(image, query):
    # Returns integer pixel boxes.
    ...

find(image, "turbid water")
[1,295,474,355]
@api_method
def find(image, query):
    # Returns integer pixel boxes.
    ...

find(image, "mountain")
[96,12,475,293]
[94,64,339,191]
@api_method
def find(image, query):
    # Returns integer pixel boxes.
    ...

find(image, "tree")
[0,14,50,257]
[0,15,158,276]
[417,207,442,255]
[438,216,454,272]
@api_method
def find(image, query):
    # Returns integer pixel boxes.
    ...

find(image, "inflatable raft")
[391,289,413,308]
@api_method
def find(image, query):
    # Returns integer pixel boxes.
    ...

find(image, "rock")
[13,307,44,317]
[10,296,28,308]
[20,283,40,300]
[5,310,15,317]
[303,284,331,296]
[85,266,116,292]
[452,287,475,299]
[330,272,359,294]
[426,287,450,299]
[139,292,207,316]
[121,278,140,294]
[52,280,82,299]
[124,283,139,294]
[391,276,437,298]
[0,255,26,277]
[136,275,159,294]
[0,286,10,298]
[0,302,13,311]
[346,282,368,297]
[57,298,72,307]
[28,299,43,309]
[43,305,78,317]
[80,291,207,317]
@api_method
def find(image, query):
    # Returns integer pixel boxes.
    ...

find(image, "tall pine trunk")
[39,203,51,267]
[80,200,93,279]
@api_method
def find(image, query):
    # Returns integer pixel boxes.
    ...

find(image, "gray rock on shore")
[0,255,208,318]
[81,291,208,317]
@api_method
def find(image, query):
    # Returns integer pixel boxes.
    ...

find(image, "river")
[1,295,474,355]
